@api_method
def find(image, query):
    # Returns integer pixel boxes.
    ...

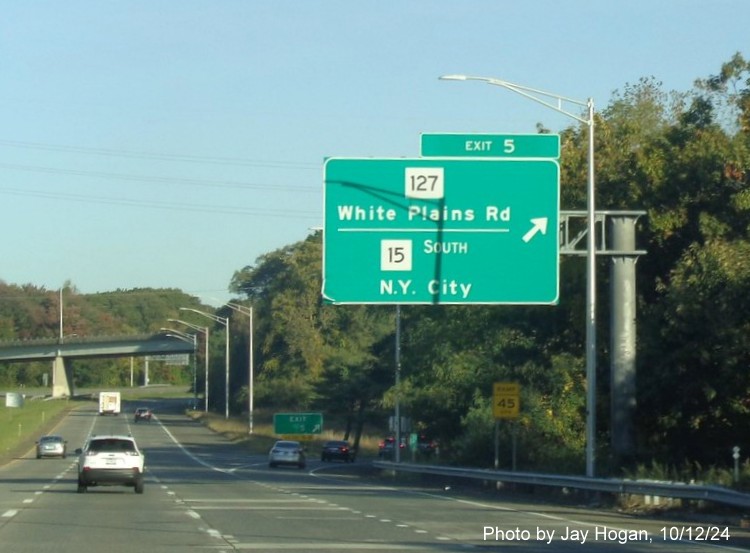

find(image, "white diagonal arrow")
[522,217,548,243]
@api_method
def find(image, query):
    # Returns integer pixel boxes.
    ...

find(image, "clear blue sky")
[1,1,747,306]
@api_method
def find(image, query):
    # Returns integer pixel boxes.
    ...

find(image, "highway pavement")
[1,398,750,552]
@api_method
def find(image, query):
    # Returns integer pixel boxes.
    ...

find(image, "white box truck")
[98,391,121,415]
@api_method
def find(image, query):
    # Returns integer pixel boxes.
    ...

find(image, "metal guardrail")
[373,461,750,509]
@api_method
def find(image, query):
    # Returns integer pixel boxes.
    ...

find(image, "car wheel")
[77,480,87,493]
[36,454,41,459]
[269,462,276,468]
[134,478,144,494]
[299,463,306,469]
[62,453,66,459]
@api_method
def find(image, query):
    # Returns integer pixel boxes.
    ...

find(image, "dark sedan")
[134,407,152,423]
[320,440,355,462]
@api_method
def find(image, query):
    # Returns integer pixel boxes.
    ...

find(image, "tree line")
[1,53,749,475]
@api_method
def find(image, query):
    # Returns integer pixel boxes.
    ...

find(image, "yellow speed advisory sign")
[493,382,520,420]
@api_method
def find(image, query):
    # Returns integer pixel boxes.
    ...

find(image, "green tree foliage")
[4,54,750,474]
[230,234,394,447]
[0,283,204,388]
[639,240,750,463]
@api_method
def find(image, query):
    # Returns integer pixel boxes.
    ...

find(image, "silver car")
[268,440,306,469]
[36,435,67,459]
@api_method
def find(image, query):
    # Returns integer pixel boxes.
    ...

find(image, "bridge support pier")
[52,356,73,398]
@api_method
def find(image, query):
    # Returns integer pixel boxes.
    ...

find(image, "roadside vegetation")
[0,397,73,464]
[186,408,383,458]
[1,53,750,483]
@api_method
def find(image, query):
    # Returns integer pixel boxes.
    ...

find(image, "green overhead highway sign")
[420,133,560,158]
[323,157,559,305]
[273,412,323,435]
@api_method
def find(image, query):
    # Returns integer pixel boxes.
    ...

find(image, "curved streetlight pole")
[225,303,254,435]
[160,327,197,396]
[440,74,597,477]
[180,308,230,419]
[169,319,210,412]
[159,327,198,402]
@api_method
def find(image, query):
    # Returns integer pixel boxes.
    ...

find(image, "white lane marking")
[2,510,18,518]
[157,421,233,475]
[228,543,418,550]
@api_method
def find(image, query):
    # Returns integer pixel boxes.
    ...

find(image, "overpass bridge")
[0,333,195,398]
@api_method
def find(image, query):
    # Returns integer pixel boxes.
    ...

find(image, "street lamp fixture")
[440,74,598,477]
[180,307,231,419]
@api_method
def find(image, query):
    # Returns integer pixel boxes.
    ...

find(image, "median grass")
[0,385,189,465]
[0,396,75,464]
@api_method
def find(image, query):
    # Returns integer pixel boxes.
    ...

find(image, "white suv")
[76,435,145,494]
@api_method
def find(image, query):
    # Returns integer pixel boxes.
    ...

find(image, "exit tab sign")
[421,133,559,159]
[274,412,323,435]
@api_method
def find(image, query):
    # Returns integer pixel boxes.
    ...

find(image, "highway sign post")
[420,133,560,159]
[273,412,323,435]
[323,157,559,305]
[493,382,520,470]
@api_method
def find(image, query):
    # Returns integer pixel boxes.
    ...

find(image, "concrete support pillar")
[51,355,73,397]
[609,216,640,460]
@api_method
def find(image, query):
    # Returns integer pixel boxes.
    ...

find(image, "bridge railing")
[0,333,167,347]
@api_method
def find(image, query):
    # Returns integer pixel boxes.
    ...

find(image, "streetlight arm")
[168,318,208,334]
[159,327,196,344]
[179,307,228,325]
[225,302,253,316]
[439,74,592,125]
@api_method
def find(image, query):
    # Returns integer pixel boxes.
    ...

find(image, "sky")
[1,1,747,306]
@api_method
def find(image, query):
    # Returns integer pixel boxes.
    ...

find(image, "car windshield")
[326,441,347,447]
[275,441,300,449]
[40,436,62,443]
